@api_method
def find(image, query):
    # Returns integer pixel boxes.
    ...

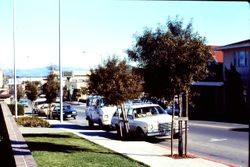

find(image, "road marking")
[209,138,227,142]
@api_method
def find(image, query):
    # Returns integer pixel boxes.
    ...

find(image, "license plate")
[67,115,71,118]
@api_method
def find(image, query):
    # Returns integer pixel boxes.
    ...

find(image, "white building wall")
[0,69,3,88]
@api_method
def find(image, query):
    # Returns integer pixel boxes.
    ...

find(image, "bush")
[78,98,86,103]
[16,116,50,127]
[8,104,25,116]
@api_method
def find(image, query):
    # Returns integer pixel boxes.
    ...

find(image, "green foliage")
[88,57,142,105]
[17,85,25,101]
[25,81,39,102]
[127,17,212,101]
[8,104,24,116]
[225,64,246,114]
[80,86,88,95]
[16,116,50,127]
[43,73,59,103]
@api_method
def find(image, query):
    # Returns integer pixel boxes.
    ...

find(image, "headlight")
[148,124,154,131]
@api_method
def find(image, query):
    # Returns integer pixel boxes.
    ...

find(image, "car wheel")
[73,116,76,119]
[116,125,122,139]
[99,120,103,129]
[88,119,94,127]
[136,127,146,139]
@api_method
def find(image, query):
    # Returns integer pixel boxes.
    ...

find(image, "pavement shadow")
[79,130,119,140]
[50,123,166,143]
[230,128,249,132]
[23,133,120,156]
[51,124,89,130]
[23,133,72,138]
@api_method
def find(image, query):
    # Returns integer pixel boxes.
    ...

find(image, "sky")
[0,0,249,70]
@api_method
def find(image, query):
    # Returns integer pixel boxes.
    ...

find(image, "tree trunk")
[178,94,183,156]
[119,103,129,138]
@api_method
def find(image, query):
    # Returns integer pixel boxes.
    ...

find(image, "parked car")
[52,104,77,120]
[165,105,180,116]
[85,96,117,129]
[111,103,179,139]
[18,98,30,107]
[33,98,47,114]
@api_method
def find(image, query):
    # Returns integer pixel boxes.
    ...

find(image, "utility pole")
[59,0,63,123]
[13,0,17,118]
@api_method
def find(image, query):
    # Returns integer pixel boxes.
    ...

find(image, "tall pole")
[59,0,63,122]
[185,90,188,155]
[13,0,17,118]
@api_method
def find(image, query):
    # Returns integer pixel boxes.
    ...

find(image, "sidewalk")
[19,120,234,167]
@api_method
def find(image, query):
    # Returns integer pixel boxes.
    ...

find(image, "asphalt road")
[53,104,249,167]
[159,121,249,167]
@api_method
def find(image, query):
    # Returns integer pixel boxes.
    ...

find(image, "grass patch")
[24,133,148,167]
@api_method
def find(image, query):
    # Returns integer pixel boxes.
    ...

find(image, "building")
[63,70,90,100]
[209,45,224,63]
[0,69,3,88]
[214,39,250,114]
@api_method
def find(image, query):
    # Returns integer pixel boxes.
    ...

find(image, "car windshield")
[133,106,166,118]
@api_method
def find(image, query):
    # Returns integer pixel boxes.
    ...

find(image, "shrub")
[8,104,25,116]
[78,98,86,103]
[16,116,50,127]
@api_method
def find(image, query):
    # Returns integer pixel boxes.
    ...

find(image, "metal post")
[185,90,188,155]
[13,0,17,118]
[59,0,63,122]
[170,97,174,157]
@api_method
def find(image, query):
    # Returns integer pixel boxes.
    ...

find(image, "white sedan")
[111,103,179,139]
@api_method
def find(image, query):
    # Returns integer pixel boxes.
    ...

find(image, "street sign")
[62,71,73,77]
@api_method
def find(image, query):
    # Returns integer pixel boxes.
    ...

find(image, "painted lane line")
[209,138,228,142]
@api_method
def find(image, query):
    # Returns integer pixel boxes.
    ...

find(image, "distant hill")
[4,65,87,77]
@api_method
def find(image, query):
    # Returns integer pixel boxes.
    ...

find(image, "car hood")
[134,114,172,124]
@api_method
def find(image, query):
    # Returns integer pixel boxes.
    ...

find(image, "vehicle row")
[85,96,181,140]
[22,97,78,120]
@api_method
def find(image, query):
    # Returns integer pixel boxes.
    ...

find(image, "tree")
[25,81,39,114]
[88,57,142,137]
[42,73,59,118]
[225,64,246,121]
[80,86,88,96]
[17,85,25,101]
[127,17,212,101]
[127,17,212,155]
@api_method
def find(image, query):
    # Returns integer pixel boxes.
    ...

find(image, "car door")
[127,108,137,132]
[91,98,100,123]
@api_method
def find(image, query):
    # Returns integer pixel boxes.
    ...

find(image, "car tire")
[116,124,128,140]
[136,127,146,139]
[99,120,103,129]
[88,119,94,127]
[116,125,123,139]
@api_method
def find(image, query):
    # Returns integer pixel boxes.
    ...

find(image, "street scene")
[0,1,249,167]
[22,103,249,167]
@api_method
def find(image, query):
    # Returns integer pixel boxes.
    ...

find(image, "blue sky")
[0,0,249,70]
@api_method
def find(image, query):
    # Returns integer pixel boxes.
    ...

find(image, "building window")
[234,50,248,67]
